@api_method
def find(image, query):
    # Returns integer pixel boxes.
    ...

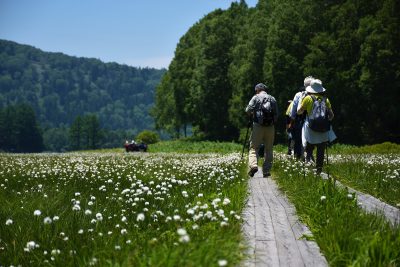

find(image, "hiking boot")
[263,172,271,178]
[248,167,258,177]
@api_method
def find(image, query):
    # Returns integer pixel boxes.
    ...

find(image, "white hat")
[304,76,314,87]
[306,79,325,93]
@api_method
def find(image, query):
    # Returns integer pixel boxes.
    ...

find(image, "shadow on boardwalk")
[242,170,328,267]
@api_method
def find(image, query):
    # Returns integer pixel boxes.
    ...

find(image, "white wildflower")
[5,219,13,225]
[218,259,228,266]
[137,213,145,221]
[43,217,52,224]
[33,210,41,216]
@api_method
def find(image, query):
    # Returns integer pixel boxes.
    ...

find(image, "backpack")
[254,95,275,126]
[308,95,330,132]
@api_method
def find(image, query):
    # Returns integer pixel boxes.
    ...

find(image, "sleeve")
[290,93,300,119]
[245,95,257,113]
[299,95,312,115]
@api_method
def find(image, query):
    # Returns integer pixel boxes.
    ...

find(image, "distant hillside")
[0,39,166,133]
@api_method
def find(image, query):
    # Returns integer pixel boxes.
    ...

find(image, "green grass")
[272,151,400,266]
[90,140,242,154]
[328,142,400,154]
[147,140,242,154]
[2,141,400,266]
[0,151,248,266]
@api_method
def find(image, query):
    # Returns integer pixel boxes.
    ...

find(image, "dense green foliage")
[0,104,44,152]
[135,130,160,144]
[154,0,400,144]
[0,39,165,148]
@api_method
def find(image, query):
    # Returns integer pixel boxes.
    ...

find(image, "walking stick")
[241,125,250,160]
[326,142,334,185]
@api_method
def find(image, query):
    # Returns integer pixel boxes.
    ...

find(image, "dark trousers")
[305,142,326,173]
[292,121,303,159]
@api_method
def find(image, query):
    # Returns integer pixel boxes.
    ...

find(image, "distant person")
[245,83,278,178]
[285,100,294,155]
[289,76,314,159]
[297,79,334,174]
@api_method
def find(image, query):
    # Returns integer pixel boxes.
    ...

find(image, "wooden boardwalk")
[242,170,328,267]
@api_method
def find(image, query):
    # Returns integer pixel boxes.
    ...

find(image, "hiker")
[285,100,294,155]
[245,83,278,178]
[289,76,314,159]
[297,79,334,174]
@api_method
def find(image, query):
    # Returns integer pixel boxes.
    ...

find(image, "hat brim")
[306,85,326,94]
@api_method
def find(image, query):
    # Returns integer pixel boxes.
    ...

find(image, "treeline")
[0,104,44,152]
[153,0,400,144]
[0,103,138,152]
[0,39,165,140]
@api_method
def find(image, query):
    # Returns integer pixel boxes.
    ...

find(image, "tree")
[0,104,43,152]
[69,115,83,150]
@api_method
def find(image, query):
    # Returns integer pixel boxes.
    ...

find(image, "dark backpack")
[308,95,330,132]
[254,96,275,126]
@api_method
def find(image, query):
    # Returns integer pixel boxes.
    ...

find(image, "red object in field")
[124,142,147,152]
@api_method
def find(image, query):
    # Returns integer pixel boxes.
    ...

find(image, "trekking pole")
[241,125,250,160]
[326,142,333,185]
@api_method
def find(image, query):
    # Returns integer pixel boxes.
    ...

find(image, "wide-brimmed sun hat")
[306,79,325,93]
[254,83,267,91]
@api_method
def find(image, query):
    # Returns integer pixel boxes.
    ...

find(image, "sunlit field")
[272,142,400,266]
[328,143,400,206]
[1,141,399,266]
[0,151,247,266]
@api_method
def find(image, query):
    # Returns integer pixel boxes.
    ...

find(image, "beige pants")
[248,124,275,175]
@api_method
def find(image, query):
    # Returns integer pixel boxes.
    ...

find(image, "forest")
[1,0,399,152]
[0,39,165,150]
[153,0,399,144]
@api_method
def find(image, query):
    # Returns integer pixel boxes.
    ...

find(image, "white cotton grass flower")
[51,249,61,255]
[72,204,81,211]
[177,228,190,243]
[115,245,121,250]
[218,259,228,266]
[347,193,353,199]
[121,228,128,235]
[85,209,92,215]
[33,210,41,216]
[78,229,84,234]
[179,234,190,243]
[24,241,37,252]
[121,216,127,222]
[53,215,60,221]
[320,195,326,201]
[177,228,187,236]
[43,217,52,224]
[96,213,103,221]
[5,219,13,225]
[222,198,231,205]
[137,213,145,222]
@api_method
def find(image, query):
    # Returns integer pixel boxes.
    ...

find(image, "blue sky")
[0,0,257,69]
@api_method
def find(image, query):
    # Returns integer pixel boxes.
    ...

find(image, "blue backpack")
[308,95,330,132]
